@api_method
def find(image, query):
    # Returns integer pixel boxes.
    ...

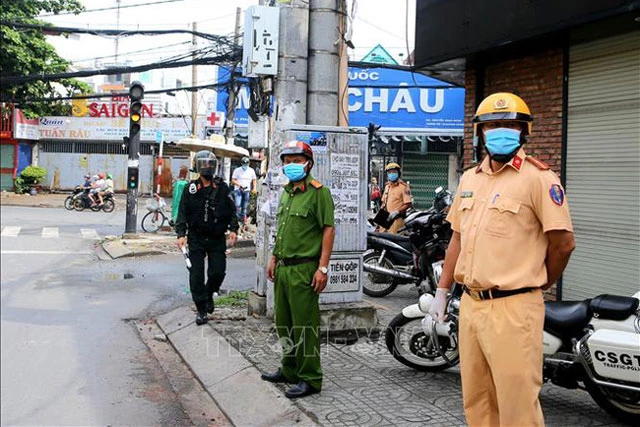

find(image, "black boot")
[195,303,208,325]
[206,294,215,314]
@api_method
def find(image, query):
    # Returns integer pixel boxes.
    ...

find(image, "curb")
[156,307,317,427]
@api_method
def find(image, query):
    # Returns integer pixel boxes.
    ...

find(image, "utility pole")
[222,7,242,182]
[307,0,340,126]
[115,0,121,63]
[191,22,198,136]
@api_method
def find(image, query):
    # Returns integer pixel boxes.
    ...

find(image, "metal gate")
[563,32,640,299]
[402,154,450,209]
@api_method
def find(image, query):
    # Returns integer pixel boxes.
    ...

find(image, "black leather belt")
[463,286,537,301]
[276,257,319,267]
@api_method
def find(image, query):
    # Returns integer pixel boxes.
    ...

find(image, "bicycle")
[141,194,173,233]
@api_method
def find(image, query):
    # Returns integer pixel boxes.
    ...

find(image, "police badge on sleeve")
[549,184,564,206]
[189,183,197,194]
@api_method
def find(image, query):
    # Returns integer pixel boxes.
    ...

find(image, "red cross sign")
[207,111,225,127]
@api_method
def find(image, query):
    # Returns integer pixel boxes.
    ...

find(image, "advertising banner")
[38,116,205,142]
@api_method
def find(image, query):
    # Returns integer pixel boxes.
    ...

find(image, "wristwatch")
[318,266,328,275]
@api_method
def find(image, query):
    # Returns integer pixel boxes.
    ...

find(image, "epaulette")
[310,179,323,189]
[526,156,550,170]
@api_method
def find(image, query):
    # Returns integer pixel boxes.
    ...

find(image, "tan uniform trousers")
[386,218,405,234]
[459,288,545,427]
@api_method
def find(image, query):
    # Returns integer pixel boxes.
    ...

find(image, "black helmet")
[194,150,218,177]
[241,156,250,165]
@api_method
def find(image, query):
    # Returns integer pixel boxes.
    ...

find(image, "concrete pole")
[307,0,340,126]
[337,1,349,127]
[191,22,198,136]
[274,0,309,128]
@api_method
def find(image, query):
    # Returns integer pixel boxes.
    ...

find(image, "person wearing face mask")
[429,93,575,426]
[261,140,335,399]
[378,162,413,233]
[231,156,257,224]
[175,150,238,325]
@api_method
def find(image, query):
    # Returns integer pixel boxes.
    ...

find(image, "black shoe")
[260,369,289,384]
[285,381,319,399]
[195,310,208,325]
[206,298,215,314]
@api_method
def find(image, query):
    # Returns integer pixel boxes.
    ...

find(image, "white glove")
[388,210,400,221]
[429,288,448,323]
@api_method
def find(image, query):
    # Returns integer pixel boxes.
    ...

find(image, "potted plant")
[18,166,47,195]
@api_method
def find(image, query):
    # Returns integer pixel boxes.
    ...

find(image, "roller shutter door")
[402,154,449,210]
[563,32,640,299]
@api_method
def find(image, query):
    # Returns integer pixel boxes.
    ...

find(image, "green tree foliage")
[0,0,92,117]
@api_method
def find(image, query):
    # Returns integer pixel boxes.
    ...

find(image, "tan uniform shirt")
[381,179,412,213]
[447,148,573,291]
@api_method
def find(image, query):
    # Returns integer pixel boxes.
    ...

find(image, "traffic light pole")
[124,82,144,235]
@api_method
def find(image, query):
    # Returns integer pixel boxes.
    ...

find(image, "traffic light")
[127,167,139,189]
[128,81,144,141]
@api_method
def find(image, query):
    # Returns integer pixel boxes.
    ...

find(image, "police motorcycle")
[362,187,453,297]
[386,289,640,423]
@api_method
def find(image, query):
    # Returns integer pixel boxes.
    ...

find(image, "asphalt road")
[1,206,255,425]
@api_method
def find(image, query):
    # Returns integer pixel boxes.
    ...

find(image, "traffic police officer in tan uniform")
[430,93,576,426]
[379,162,413,233]
[261,140,335,399]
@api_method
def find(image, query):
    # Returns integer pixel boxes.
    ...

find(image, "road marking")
[81,229,101,240]
[41,227,59,238]
[0,250,92,255]
[1,226,21,237]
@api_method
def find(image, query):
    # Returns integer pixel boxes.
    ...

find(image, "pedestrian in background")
[378,162,412,233]
[175,151,238,325]
[369,177,381,212]
[262,140,335,399]
[171,165,189,225]
[231,156,257,224]
[430,92,575,426]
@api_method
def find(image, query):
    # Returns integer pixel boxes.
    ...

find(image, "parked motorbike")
[386,289,640,423]
[362,186,453,297]
[64,186,85,210]
[73,190,115,213]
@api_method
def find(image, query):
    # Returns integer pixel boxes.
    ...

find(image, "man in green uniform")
[262,140,335,399]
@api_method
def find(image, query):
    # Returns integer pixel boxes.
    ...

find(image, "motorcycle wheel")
[102,199,115,213]
[385,313,459,372]
[141,211,163,233]
[64,196,74,210]
[73,198,85,211]
[362,251,398,297]
[584,377,640,424]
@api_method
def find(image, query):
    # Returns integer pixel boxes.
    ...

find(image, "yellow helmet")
[385,162,401,172]
[472,92,533,137]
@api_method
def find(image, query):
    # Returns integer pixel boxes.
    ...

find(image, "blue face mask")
[483,127,521,156]
[241,165,248,170]
[387,172,399,182]
[283,162,308,182]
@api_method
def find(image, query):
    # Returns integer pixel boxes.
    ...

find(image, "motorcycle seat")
[367,231,413,250]
[590,294,639,321]
[544,300,592,340]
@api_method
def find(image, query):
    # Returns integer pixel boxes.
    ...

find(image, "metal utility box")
[255,125,368,312]
[242,5,280,77]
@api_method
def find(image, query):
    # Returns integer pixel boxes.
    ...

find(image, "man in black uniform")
[176,151,238,325]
